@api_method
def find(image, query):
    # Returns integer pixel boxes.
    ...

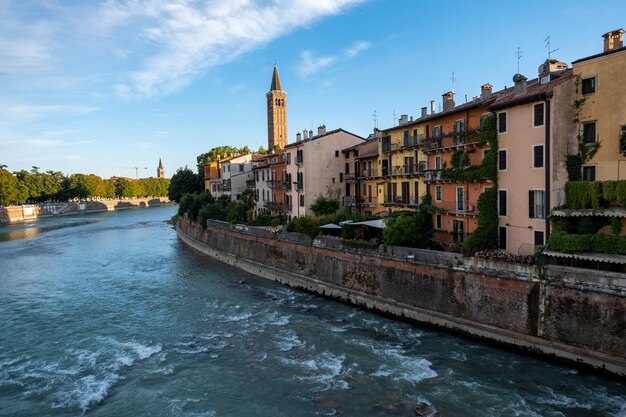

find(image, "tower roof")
[158,158,163,169]
[270,65,282,91]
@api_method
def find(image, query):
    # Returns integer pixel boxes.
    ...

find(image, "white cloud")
[95,0,366,98]
[297,40,372,78]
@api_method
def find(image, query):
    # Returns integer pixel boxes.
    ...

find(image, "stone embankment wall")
[177,218,626,377]
[0,197,170,223]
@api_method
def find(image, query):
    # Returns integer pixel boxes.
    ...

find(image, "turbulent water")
[0,206,624,417]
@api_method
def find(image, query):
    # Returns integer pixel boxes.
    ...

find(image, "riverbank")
[176,217,626,377]
[0,197,172,223]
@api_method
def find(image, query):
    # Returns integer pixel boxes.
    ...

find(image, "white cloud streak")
[296,40,372,78]
[95,0,366,99]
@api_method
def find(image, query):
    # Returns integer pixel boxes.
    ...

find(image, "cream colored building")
[572,28,626,181]
[284,126,364,219]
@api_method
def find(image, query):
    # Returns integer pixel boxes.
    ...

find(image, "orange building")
[421,88,497,249]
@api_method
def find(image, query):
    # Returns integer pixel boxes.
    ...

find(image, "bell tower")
[267,65,287,150]
[157,158,164,178]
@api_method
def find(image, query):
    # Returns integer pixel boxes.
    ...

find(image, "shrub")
[310,196,340,216]
[286,216,320,239]
[610,217,622,236]
[463,188,498,255]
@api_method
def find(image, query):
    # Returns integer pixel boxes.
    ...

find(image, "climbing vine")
[566,74,601,181]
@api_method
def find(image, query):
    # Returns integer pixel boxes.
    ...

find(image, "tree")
[196,146,240,176]
[310,196,340,216]
[168,167,203,202]
[0,169,28,205]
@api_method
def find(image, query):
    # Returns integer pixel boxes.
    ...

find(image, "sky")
[1,0,624,179]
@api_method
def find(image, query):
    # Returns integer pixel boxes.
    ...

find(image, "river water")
[0,206,624,417]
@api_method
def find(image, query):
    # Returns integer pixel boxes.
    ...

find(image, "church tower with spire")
[266,65,287,150]
[157,158,165,178]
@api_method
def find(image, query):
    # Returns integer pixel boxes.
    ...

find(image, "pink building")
[491,62,576,254]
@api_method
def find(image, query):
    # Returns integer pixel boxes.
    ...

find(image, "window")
[435,214,442,229]
[529,190,545,219]
[534,231,545,246]
[339,173,343,182]
[534,103,544,126]
[345,163,350,174]
[582,166,596,182]
[499,226,507,250]
[335,150,339,157]
[286,152,291,165]
[435,186,442,201]
[454,119,465,133]
[498,150,507,170]
[581,77,596,95]
[435,156,441,170]
[432,125,442,138]
[499,190,507,216]
[296,172,303,190]
[453,220,464,243]
[533,145,544,168]
[456,187,465,211]
[498,112,507,133]
[239,164,244,172]
[583,122,596,144]
[479,114,489,128]
[299,195,304,207]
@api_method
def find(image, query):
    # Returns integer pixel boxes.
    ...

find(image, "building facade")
[284,126,364,219]
[572,28,626,181]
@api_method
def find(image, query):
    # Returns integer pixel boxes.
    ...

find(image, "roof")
[572,45,626,65]
[270,65,282,91]
[355,139,379,159]
[490,69,574,111]
[283,128,365,149]
[349,219,386,229]
[158,158,163,169]
[552,207,626,218]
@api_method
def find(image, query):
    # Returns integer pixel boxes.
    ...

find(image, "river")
[0,206,624,416]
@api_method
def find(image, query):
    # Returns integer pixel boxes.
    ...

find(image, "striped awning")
[543,250,626,264]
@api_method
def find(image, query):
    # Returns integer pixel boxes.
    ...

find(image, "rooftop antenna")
[372,110,379,130]
[544,36,559,60]
[392,109,396,126]
[449,71,457,93]
[515,46,523,73]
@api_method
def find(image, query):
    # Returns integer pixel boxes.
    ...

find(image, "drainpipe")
[545,99,551,242]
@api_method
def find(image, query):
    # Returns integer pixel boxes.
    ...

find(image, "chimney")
[442,91,455,112]
[317,125,326,136]
[603,28,624,52]
[302,129,308,140]
[399,114,409,125]
[421,107,427,118]
[480,83,493,99]
[538,59,568,78]
[296,132,302,142]
[513,73,528,95]
[430,100,436,114]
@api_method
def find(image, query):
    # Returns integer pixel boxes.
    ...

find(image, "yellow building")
[378,115,428,214]
[572,28,626,181]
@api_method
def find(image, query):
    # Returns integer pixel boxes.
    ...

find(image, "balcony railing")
[383,197,419,206]
[343,196,363,206]
[432,200,477,214]
[296,156,303,164]
[344,173,357,182]
[266,180,285,189]
[421,128,484,152]
[265,201,291,211]
[360,168,378,178]
[387,162,427,176]
[295,182,304,191]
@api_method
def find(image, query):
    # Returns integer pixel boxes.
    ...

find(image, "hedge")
[548,231,626,255]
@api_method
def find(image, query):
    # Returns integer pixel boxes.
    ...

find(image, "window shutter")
[529,190,535,218]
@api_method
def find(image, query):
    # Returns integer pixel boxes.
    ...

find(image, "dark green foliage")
[603,181,618,202]
[226,202,248,224]
[549,231,626,255]
[0,169,29,205]
[566,155,582,181]
[618,182,626,205]
[383,195,433,248]
[577,218,597,235]
[462,188,499,255]
[168,167,203,202]
[198,203,228,223]
[196,146,240,176]
[588,181,602,209]
[341,239,378,249]
[565,180,626,209]
[310,196,340,216]
[610,217,622,237]
[285,216,321,239]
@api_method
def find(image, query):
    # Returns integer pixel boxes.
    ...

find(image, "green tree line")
[0,167,170,205]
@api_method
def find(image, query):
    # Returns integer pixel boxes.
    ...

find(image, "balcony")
[266,201,291,211]
[432,200,477,215]
[344,173,357,182]
[266,180,285,189]
[388,163,427,176]
[421,128,484,153]
[295,156,303,165]
[423,170,442,181]
[383,196,419,206]
[295,182,304,191]
[343,196,363,206]
[359,168,378,178]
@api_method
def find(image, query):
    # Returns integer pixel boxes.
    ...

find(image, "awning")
[319,223,342,229]
[552,207,626,218]
[543,250,626,264]
[349,219,387,229]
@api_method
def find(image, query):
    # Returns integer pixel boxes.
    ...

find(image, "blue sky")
[1,0,624,178]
